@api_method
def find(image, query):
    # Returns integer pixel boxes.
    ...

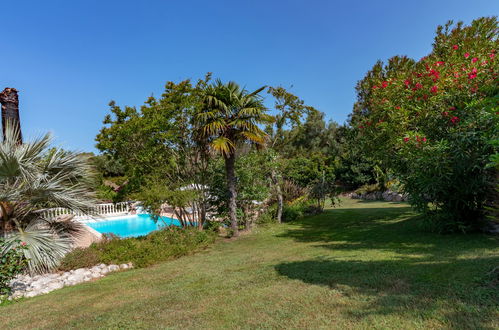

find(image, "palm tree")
[0,88,22,144]
[0,122,95,274]
[197,80,273,236]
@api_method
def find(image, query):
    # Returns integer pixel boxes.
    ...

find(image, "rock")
[120,264,129,269]
[46,281,64,291]
[108,265,120,272]
[73,268,87,275]
[91,272,102,279]
[46,273,60,280]
[90,266,102,273]
[66,273,85,284]
[11,284,27,293]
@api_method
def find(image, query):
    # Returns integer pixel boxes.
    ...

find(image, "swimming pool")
[85,214,181,238]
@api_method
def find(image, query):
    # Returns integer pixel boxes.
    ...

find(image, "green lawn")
[1,198,498,329]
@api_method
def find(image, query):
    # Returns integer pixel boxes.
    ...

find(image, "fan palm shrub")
[197,80,273,236]
[0,122,95,274]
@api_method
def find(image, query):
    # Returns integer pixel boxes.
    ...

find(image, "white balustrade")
[40,202,132,220]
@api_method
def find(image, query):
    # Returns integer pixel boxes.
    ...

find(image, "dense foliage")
[0,239,28,299]
[96,76,344,233]
[351,17,498,232]
[59,227,216,270]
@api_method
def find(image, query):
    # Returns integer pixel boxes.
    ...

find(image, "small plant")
[0,240,28,300]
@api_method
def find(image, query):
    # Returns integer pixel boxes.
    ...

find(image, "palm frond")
[240,131,267,145]
[2,222,73,274]
[211,137,234,156]
[0,122,96,273]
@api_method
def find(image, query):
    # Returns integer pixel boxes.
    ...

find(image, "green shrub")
[282,204,304,222]
[256,204,277,224]
[354,183,383,195]
[1,240,28,299]
[58,247,101,271]
[59,227,216,270]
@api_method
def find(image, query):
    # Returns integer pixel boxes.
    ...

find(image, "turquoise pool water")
[85,214,180,238]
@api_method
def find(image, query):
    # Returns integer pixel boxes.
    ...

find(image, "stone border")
[8,263,133,300]
[348,190,408,202]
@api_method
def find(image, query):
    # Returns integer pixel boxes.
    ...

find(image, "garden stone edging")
[8,263,133,300]
[349,190,408,202]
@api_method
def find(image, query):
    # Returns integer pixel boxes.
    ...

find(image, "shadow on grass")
[279,206,498,258]
[276,205,499,328]
[275,257,498,329]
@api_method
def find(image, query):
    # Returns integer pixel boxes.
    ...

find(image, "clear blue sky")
[2,0,498,152]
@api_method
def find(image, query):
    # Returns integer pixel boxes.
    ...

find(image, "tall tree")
[96,77,212,228]
[198,80,273,236]
[266,86,314,222]
[0,88,22,143]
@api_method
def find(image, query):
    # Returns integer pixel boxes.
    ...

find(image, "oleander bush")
[352,17,499,232]
[59,227,216,270]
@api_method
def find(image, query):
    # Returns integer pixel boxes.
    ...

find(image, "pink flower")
[490,53,495,59]
[452,45,459,50]
[430,85,438,94]
[404,79,411,87]
[450,116,460,124]
[464,53,470,58]
[436,61,445,67]
[381,81,389,88]
[20,242,27,246]
[468,73,477,80]
[442,111,449,117]
[403,137,410,142]
[395,106,401,110]
[422,137,427,142]
[472,57,478,63]
[413,83,423,90]
[449,106,456,111]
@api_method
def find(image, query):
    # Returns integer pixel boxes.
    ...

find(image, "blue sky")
[2,0,498,151]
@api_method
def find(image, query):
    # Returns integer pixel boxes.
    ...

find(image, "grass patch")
[1,198,498,329]
[59,227,216,270]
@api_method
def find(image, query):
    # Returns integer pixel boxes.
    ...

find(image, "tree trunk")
[0,88,22,143]
[224,154,239,236]
[271,169,283,224]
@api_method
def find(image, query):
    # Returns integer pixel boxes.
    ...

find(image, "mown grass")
[1,198,497,329]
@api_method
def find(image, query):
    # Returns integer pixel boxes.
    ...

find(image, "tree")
[0,122,95,273]
[207,151,270,230]
[0,88,22,144]
[266,86,314,222]
[96,76,212,228]
[197,80,273,236]
[351,17,498,232]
